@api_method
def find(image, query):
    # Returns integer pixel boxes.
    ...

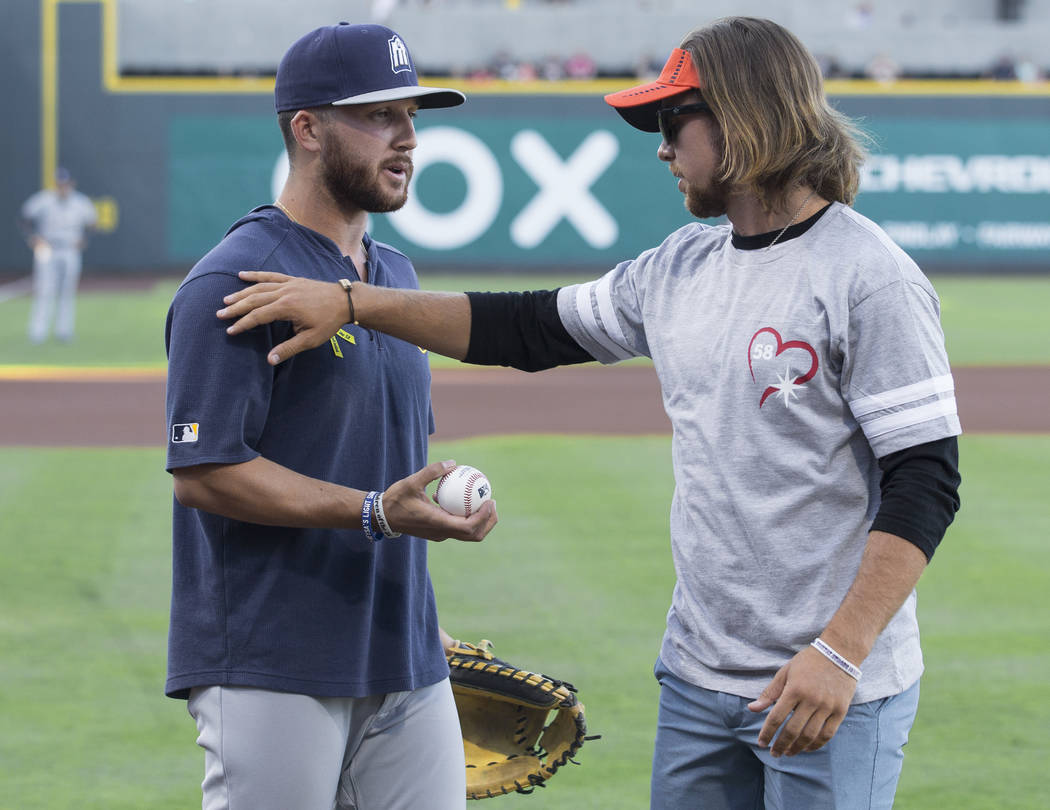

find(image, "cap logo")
[388,35,411,74]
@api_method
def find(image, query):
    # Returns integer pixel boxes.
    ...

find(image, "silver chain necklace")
[766,190,816,251]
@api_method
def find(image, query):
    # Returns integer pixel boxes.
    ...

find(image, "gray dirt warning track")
[0,364,1047,447]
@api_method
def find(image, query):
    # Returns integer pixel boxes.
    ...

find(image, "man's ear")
[290,110,325,155]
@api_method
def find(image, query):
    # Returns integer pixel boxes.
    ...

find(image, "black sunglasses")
[657,102,712,144]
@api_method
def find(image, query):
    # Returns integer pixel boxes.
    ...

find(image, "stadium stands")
[116,0,1049,81]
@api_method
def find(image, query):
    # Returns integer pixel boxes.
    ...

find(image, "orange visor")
[604,48,703,132]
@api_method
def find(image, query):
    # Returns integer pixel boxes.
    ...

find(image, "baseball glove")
[447,640,598,800]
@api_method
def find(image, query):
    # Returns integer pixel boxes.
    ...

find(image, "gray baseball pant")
[187,679,465,810]
[29,245,81,342]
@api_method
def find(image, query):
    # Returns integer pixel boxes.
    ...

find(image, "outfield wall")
[3,0,1049,278]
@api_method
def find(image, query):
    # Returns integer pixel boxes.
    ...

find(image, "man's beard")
[320,140,413,216]
[683,177,731,220]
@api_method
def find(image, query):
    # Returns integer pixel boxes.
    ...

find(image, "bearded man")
[162,23,496,810]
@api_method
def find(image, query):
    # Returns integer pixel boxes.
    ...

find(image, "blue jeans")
[650,658,920,810]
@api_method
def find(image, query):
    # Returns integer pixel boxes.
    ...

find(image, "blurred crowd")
[453,48,601,81]
[396,0,1048,83]
[817,52,1046,83]
[443,49,1046,84]
[122,0,1050,84]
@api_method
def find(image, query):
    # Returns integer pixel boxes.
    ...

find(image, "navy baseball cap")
[275,23,465,113]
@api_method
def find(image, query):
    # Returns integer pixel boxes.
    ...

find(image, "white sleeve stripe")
[594,274,635,357]
[849,374,956,417]
[860,398,959,440]
[573,281,634,361]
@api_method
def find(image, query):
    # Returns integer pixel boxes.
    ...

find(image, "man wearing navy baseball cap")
[164,23,491,810]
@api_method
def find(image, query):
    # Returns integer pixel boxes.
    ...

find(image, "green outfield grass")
[933,276,1050,366]
[0,273,1048,368]
[0,271,1047,807]
[0,435,1047,808]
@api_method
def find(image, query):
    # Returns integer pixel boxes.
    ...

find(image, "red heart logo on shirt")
[748,327,819,407]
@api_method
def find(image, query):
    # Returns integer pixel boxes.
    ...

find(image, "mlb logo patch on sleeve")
[172,423,199,443]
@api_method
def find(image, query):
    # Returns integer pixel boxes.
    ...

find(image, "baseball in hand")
[435,465,492,517]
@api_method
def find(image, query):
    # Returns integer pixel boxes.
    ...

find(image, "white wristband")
[810,638,862,681]
[374,492,401,538]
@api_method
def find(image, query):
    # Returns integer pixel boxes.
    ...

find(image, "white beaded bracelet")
[374,492,401,538]
[811,638,862,681]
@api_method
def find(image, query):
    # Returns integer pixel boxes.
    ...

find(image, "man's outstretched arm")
[219,270,594,371]
[219,271,472,364]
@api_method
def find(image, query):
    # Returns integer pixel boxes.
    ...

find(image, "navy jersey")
[164,206,445,699]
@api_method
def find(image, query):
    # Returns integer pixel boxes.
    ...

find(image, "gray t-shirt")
[557,203,960,703]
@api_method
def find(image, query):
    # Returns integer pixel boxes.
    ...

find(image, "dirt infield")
[1,364,1047,447]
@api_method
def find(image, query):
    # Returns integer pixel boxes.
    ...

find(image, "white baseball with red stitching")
[435,465,492,517]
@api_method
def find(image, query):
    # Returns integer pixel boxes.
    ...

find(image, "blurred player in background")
[217,16,961,810]
[18,167,97,343]
[164,23,495,810]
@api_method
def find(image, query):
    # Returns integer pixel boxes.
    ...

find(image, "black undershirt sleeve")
[871,435,961,562]
[463,290,595,372]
